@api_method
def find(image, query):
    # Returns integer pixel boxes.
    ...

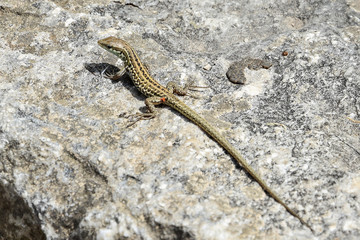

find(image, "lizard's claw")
[119,112,155,127]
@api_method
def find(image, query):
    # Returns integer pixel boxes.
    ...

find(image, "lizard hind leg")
[122,96,163,127]
[166,81,208,99]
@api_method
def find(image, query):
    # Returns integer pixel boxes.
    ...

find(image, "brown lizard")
[97,36,313,232]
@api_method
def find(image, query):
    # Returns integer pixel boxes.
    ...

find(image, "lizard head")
[98,36,130,62]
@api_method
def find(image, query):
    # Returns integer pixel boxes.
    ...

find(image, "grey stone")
[0,0,359,239]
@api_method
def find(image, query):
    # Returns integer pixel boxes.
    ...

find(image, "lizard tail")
[167,98,314,232]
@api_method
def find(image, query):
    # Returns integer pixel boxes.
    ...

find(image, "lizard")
[97,36,313,232]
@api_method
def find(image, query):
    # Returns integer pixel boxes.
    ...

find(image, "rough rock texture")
[0,0,359,239]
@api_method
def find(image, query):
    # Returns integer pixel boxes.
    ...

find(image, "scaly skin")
[98,36,313,232]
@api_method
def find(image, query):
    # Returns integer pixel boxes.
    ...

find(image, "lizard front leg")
[103,66,127,80]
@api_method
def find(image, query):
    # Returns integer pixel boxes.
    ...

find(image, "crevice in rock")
[0,182,46,240]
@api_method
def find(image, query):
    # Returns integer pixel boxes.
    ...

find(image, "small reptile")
[98,36,313,232]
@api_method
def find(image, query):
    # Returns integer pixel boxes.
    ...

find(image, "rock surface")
[1,0,359,239]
